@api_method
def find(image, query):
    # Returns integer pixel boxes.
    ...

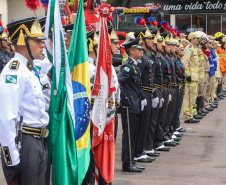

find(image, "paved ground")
[1,99,226,185]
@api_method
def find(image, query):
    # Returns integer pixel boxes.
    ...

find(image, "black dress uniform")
[135,49,155,158]
[117,40,145,171]
[145,48,163,151]
[164,53,178,138]
[154,51,171,147]
[171,56,186,132]
[169,54,182,133]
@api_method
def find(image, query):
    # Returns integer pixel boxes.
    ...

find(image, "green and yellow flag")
[45,0,78,184]
[68,0,91,184]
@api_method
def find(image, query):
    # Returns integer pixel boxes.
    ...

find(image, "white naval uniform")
[89,57,96,88]
[33,50,52,111]
[0,52,49,166]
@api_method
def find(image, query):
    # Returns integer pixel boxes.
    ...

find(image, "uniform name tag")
[6,75,17,84]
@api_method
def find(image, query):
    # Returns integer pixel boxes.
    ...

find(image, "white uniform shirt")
[33,52,52,111]
[0,52,49,166]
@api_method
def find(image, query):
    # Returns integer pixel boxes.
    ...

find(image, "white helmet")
[121,32,135,48]
[196,31,206,39]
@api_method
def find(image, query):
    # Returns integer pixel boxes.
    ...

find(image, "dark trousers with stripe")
[154,86,169,147]
[164,87,177,139]
[135,91,152,156]
[1,134,48,185]
[145,88,161,150]
[172,84,185,131]
[121,112,139,165]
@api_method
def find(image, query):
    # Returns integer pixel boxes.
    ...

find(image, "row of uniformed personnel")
[117,24,188,172]
[117,25,226,173]
[1,15,226,184]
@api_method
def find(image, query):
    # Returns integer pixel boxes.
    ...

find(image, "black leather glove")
[186,76,191,82]
[12,162,22,181]
[121,98,131,108]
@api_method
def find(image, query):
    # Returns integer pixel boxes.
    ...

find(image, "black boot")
[198,96,206,116]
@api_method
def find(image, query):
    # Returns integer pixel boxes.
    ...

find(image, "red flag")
[91,3,116,183]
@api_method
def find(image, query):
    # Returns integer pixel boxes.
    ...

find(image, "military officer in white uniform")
[0,17,49,185]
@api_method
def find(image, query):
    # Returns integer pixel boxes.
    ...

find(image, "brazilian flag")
[68,0,91,184]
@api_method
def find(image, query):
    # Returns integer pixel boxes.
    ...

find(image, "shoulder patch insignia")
[187,49,191,53]
[137,59,142,63]
[149,60,154,64]
[9,60,20,70]
[43,83,50,90]
[6,75,17,84]
[41,54,45,60]
[189,44,192,48]
[124,67,130,72]
[2,146,12,165]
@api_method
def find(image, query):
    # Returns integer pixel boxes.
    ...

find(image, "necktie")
[33,68,43,90]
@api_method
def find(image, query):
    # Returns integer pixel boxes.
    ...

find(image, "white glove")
[141,99,147,111]
[152,97,159,108]
[168,94,172,103]
[159,98,164,108]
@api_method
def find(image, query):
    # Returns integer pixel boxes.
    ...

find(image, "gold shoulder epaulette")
[43,83,50,90]
[2,146,12,165]
[41,54,45,60]
[9,60,20,70]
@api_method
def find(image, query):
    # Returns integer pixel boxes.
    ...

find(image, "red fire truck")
[62,0,164,66]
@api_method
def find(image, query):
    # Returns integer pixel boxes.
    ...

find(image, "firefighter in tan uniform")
[182,32,201,123]
[194,31,207,117]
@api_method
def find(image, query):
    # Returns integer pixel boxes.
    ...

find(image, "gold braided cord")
[41,25,45,31]
[137,32,145,39]
[9,24,44,42]
[87,38,94,51]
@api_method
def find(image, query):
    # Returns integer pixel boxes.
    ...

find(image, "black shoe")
[174,133,183,137]
[155,145,171,151]
[173,131,183,137]
[199,112,206,116]
[177,127,186,132]
[214,100,219,104]
[144,150,160,157]
[197,110,205,116]
[184,118,200,123]
[214,98,220,101]
[134,155,156,163]
[164,141,177,147]
[206,107,214,111]
[201,108,209,114]
[173,137,182,141]
[134,163,145,170]
[210,104,217,108]
[193,114,203,119]
[122,164,143,172]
